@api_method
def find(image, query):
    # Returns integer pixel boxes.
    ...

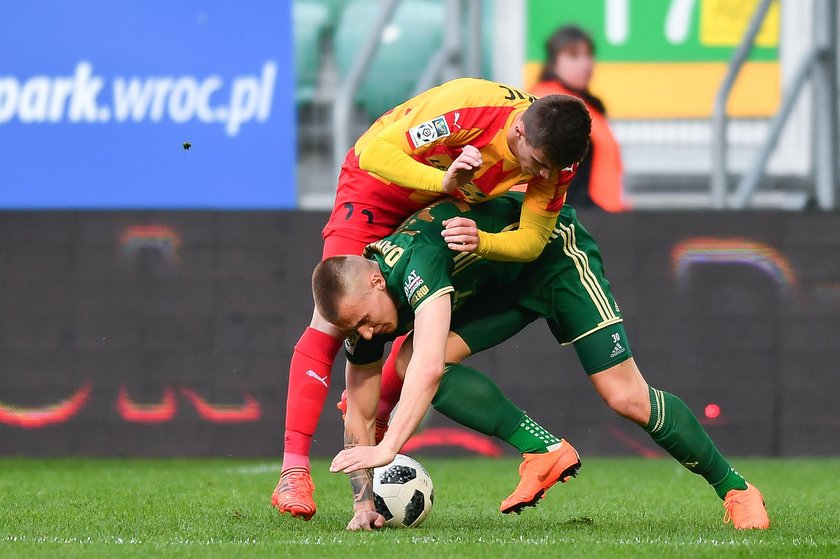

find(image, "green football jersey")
[342,193,626,375]
[344,194,529,365]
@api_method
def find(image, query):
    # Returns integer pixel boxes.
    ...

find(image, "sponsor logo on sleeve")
[403,269,425,300]
[409,285,430,306]
[408,116,450,148]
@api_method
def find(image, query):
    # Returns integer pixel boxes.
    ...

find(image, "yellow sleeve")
[358,124,447,193]
[356,79,488,192]
[474,204,558,262]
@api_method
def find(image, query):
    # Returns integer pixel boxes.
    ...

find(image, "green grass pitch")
[1,457,838,558]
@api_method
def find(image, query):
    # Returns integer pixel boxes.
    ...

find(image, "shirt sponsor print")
[403,269,425,300]
[409,285,430,306]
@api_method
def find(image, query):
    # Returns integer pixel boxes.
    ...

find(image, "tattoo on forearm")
[344,430,375,506]
[344,431,360,449]
[349,468,375,504]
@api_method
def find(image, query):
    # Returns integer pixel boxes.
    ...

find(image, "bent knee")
[591,359,650,424]
[604,392,648,421]
[444,332,472,363]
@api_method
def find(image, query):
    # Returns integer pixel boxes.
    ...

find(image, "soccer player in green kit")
[316,193,770,531]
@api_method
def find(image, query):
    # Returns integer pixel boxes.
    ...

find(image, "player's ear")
[371,273,386,292]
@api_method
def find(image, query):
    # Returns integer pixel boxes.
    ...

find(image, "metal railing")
[331,0,401,174]
[810,0,839,210]
[710,0,774,209]
[331,0,483,175]
[712,0,838,209]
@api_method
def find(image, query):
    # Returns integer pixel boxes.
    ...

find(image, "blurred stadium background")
[1,0,838,460]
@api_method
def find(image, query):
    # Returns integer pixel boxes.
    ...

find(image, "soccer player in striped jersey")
[320,193,769,531]
[275,78,591,519]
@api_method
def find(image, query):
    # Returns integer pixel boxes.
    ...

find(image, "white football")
[373,454,434,527]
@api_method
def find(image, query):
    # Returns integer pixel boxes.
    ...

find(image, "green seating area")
[294,0,492,118]
[334,0,443,119]
[293,1,332,105]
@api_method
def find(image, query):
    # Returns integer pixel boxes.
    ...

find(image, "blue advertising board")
[0,1,295,208]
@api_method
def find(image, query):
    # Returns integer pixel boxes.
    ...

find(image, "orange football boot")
[723,483,770,529]
[500,439,581,514]
[272,468,316,521]
[336,390,348,419]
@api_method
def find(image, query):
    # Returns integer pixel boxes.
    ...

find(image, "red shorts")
[321,233,374,260]
[321,150,441,260]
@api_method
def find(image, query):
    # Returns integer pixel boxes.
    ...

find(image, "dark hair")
[521,94,591,169]
[539,25,596,83]
[311,256,354,324]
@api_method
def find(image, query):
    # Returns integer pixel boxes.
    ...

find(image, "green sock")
[505,415,562,454]
[431,364,561,454]
[646,387,748,499]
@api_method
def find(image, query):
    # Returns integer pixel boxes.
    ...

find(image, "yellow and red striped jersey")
[354,77,577,219]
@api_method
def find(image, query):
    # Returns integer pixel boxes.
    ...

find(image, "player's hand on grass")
[442,217,479,252]
[346,509,386,531]
[330,444,396,473]
[442,145,482,194]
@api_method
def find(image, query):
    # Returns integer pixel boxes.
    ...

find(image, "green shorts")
[450,206,632,375]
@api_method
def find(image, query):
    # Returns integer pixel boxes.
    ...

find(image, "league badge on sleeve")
[408,116,451,149]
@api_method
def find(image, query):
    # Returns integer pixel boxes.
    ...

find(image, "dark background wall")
[1,210,838,457]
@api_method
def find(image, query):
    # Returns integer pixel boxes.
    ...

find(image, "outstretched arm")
[331,295,451,472]
[359,131,482,195]
[473,203,557,261]
[342,362,386,531]
[444,173,573,262]
[442,203,557,262]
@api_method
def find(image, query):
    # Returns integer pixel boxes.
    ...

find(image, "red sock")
[282,327,343,471]
[377,334,408,422]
